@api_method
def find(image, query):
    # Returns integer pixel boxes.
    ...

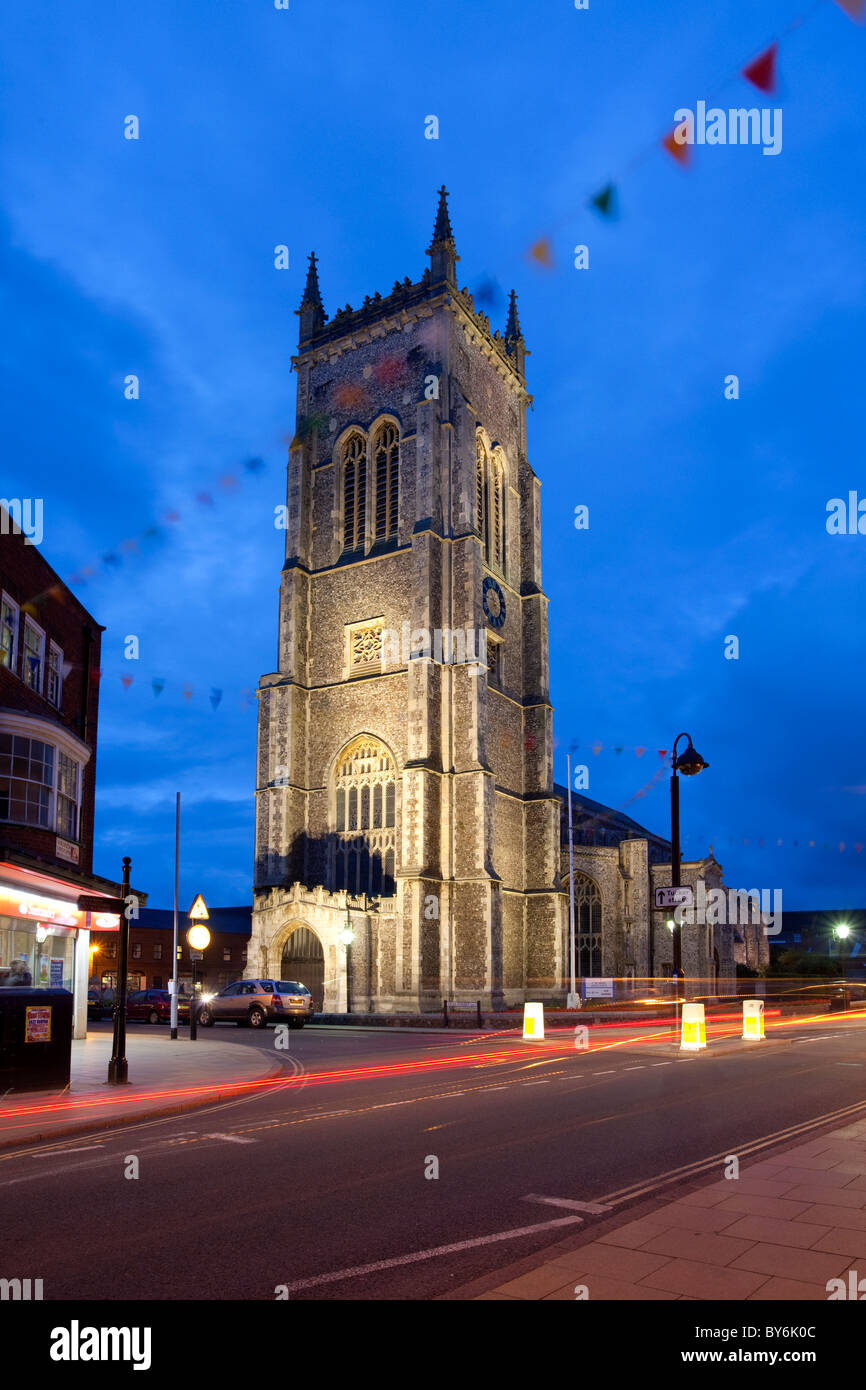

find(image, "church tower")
[250,190,565,1012]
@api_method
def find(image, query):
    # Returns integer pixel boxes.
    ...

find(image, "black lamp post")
[670,734,709,1013]
[107,857,132,1085]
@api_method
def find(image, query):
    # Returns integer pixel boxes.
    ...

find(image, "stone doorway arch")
[281,925,325,1010]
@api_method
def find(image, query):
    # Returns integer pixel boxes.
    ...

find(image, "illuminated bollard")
[742,998,764,1041]
[680,1002,706,1051]
[523,1002,544,1040]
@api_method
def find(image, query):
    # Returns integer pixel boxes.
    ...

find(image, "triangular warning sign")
[189,894,209,920]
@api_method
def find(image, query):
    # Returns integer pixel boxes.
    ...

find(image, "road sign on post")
[77,895,126,916]
[654,886,694,910]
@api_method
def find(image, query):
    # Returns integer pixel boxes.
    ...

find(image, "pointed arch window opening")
[476,433,506,575]
[373,422,399,542]
[342,432,367,553]
[332,736,397,898]
[574,872,603,979]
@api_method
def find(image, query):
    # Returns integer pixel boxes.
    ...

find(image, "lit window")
[131,942,142,959]
[0,595,18,672]
[153,944,163,961]
[22,619,44,694]
[0,733,53,828]
[47,643,63,707]
[56,751,80,840]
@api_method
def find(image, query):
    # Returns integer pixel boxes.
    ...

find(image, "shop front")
[0,865,120,1039]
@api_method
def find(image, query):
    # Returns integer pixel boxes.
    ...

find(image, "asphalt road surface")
[3,1015,866,1300]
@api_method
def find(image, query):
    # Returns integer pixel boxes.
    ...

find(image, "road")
[3,1014,866,1300]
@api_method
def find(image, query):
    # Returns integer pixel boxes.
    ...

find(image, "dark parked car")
[126,989,191,1024]
[87,990,112,1021]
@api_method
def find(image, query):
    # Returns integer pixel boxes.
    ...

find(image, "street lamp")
[670,733,709,1016]
[187,894,210,1041]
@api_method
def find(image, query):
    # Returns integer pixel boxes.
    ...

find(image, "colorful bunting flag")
[527,237,554,268]
[742,43,778,93]
[209,688,223,711]
[662,129,690,166]
[589,183,617,218]
[834,0,866,20]
[152,678,165,697]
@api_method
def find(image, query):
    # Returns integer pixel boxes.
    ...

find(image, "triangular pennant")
[589,183,617,218]
[658,749,668,759]
[182,684,193,702]
[209,688,223,710]
[635,746,645,757]
[834,0,866,20]
[592,742,603,756]
[218,474,238,489]
[152,678,165,697]
[527,237,554,268]
[742,43,778,93]
[662,129,690,166]
[196,492,213,507]
[121,676,133,691]
[614,746,623,755]
[244,456,265,472]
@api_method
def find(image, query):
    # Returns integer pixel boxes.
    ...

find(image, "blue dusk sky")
[2,0,864,909]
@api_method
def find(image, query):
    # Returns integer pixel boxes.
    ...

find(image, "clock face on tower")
[482,576,506,629]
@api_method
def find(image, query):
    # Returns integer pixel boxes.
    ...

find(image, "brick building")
[0,504,135,1035]
[248,192,738,1012]
[91,906,251,996]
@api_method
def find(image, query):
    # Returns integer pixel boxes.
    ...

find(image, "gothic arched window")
[372,422,399,541]
[475,434,488,554]
[490,450,505,570]
[475,432,506,574]
[342,432,367,553]
[332,735,397,898]
[574,872,602,978]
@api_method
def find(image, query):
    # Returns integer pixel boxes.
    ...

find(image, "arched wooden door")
[281,927,325,1011]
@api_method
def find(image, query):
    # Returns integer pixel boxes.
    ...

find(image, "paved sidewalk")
[470,1119,866,1301]
[0,1032,284,1148]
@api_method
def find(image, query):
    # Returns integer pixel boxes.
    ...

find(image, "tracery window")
[332,735,396,897]
[340,418,400,556]
[373,422,399,541]
[574,872,602,977]
[342,432,367,553]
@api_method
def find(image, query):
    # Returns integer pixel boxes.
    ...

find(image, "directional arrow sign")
[654,886,694,910]
[77,895,126,916]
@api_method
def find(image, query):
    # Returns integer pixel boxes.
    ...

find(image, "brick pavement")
[475,1120,866,1301]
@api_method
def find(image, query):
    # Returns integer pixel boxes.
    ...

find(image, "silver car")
[196,978,313,1030]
